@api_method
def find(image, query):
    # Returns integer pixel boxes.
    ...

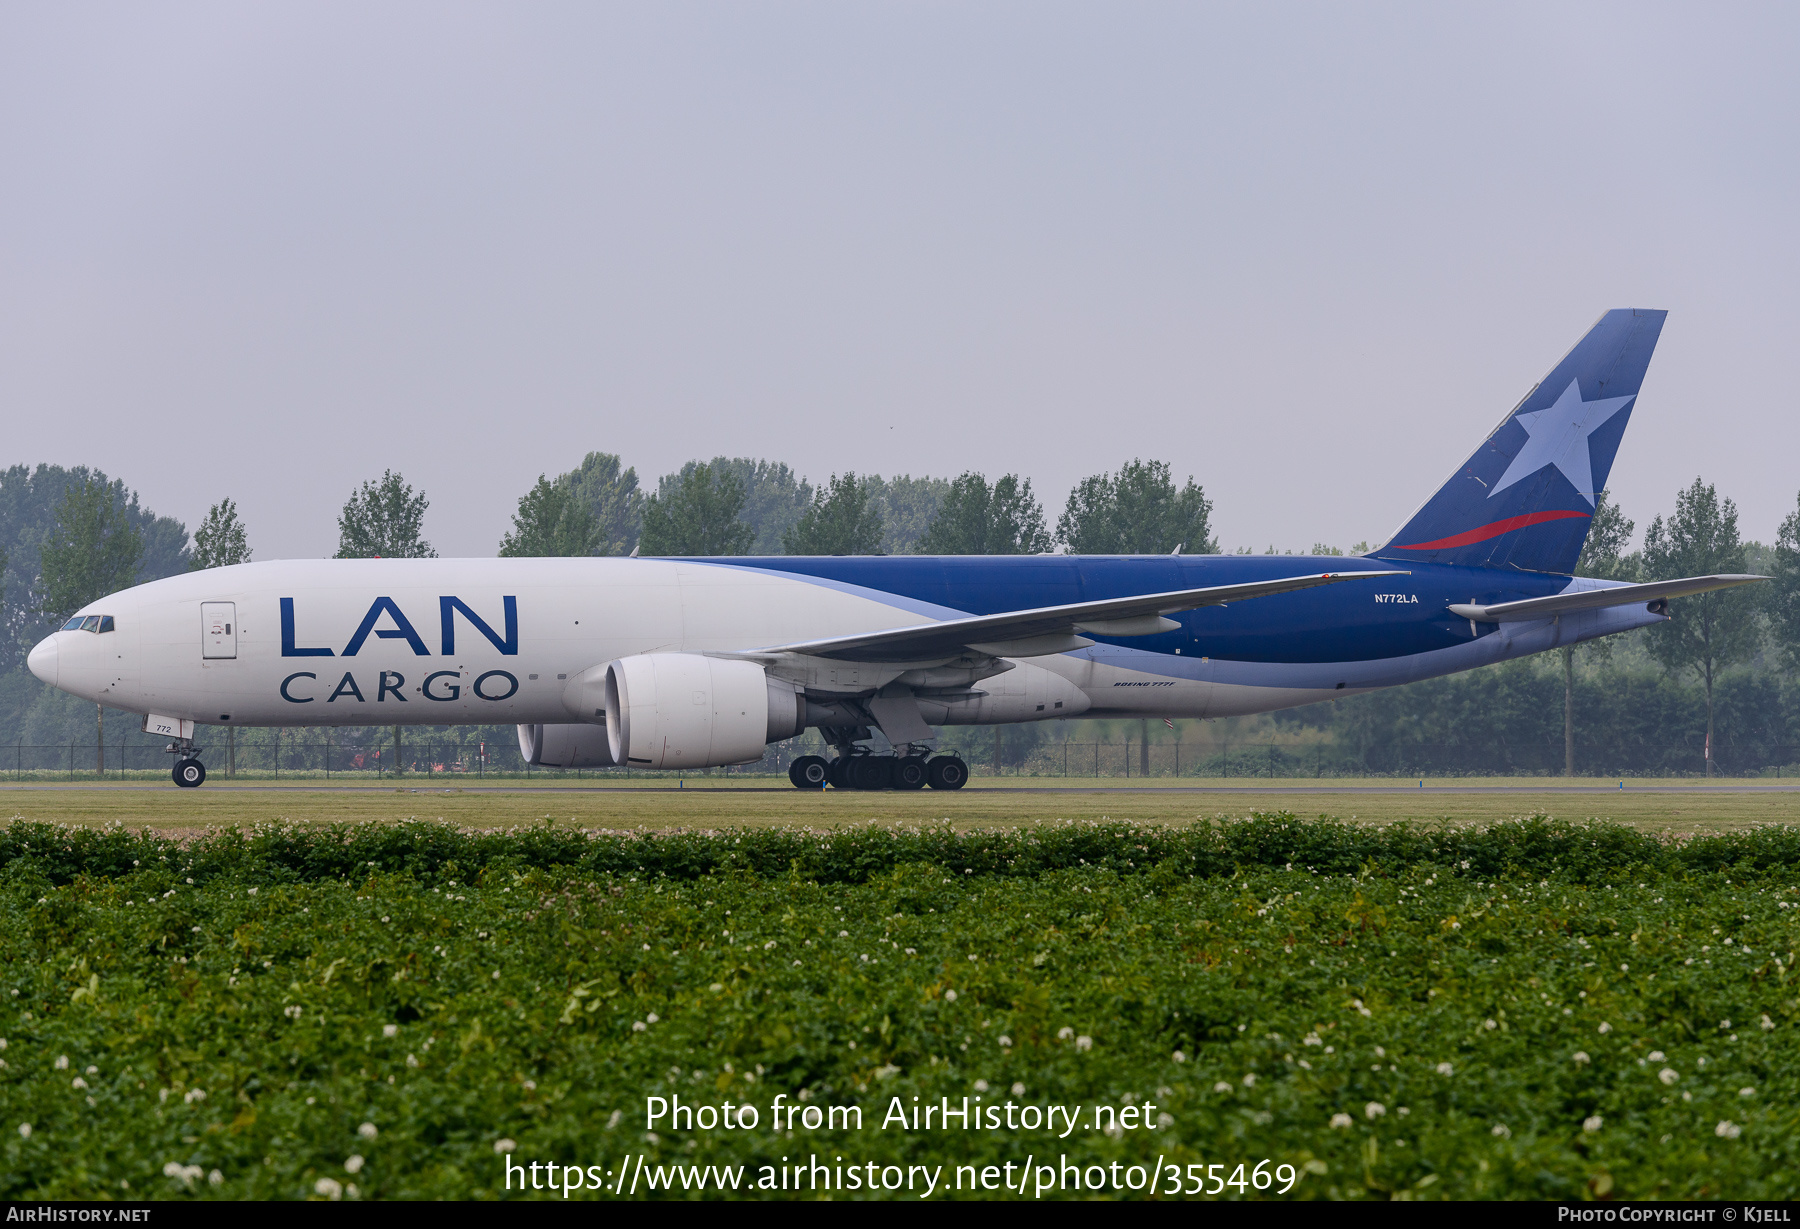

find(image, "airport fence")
[7,738,1799,782]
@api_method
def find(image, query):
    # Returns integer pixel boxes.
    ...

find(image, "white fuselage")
[27,556,1657,734]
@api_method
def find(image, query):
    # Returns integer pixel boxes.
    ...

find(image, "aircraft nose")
[27,635,58,686]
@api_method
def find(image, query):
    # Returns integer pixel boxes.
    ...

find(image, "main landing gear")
[787,753,968,791]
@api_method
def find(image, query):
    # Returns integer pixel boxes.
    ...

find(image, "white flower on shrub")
[1659,1069,1678,1085]
[1329,1113,1353,1129]
[357,1123,378,1140]
[315,1177,343,1200]
[1716,1120,1742,1139]
[1583,1116,1603,1133]
[1365,1102,1385,1119]
[1436,1062,1454,1076]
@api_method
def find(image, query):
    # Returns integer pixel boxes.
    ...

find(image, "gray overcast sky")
[3,2,1796,560]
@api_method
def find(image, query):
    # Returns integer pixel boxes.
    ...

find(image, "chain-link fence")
[7,738,1798,781]
[1006,742,1800,779]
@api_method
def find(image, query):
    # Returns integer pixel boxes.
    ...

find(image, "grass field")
[3,815,1799,1200]
[6,779,1800,833]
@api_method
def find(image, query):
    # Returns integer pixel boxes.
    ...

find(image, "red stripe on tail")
[1394,509,1590,551]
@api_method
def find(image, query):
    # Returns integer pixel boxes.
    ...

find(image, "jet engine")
[517,722,616,769]
[562,654,802,770]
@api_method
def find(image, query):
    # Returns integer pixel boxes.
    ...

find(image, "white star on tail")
[1489,378,1635,505]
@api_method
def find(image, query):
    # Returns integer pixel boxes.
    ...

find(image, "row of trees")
[4,456,1800,778]
[493,453,1219,560]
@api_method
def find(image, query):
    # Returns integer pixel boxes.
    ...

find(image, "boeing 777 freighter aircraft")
[27,309,1766,789]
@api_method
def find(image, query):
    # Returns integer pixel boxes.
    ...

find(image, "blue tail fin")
[1373,308,1667,574]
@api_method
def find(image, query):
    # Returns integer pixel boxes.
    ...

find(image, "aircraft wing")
[740,570,1408,663]
[1448,574,1768,623]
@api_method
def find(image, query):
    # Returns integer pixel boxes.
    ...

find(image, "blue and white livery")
[27,309,1765,789]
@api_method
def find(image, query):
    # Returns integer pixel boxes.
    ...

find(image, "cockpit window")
[62,617,86,631]
[79,616,101,632]
[98,616,115,633]
[65,615,113,633]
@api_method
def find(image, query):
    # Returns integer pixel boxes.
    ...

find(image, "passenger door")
[202,602,237,659]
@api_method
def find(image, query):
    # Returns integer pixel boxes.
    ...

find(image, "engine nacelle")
[601,654,802,769]
[517,722,617,769]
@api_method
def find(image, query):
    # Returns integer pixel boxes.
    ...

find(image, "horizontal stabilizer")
[1448,574,1768,623]
[742,570,1406,663]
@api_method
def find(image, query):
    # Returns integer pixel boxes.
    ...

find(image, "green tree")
[0,464,187,678]
[708,458,812,554]
[37,479,144,776]
[784,473,884,555]
[38,479,144,621]
[1641,478,1759,776]
[336,471,436,559]
[499,477,600,557]
[870,475,950,556]
[917,472,1052,554]
[639,462,755,556]
[1772,491,1800,672]
[559,451,643,556]
[189,498,252,570]
[1560,491,1635,774]
[1056,459,1218,554]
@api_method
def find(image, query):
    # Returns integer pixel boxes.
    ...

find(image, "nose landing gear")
[160,732,208,788]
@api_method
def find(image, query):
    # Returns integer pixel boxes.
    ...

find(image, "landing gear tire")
[789,756,829,790]
[926,755,968,790]
[850,757,892,790]
[172,758,206,789]
[828,757,854,789]
[893,757,928,790]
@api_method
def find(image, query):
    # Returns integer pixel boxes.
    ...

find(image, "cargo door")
[202,602,237,659]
